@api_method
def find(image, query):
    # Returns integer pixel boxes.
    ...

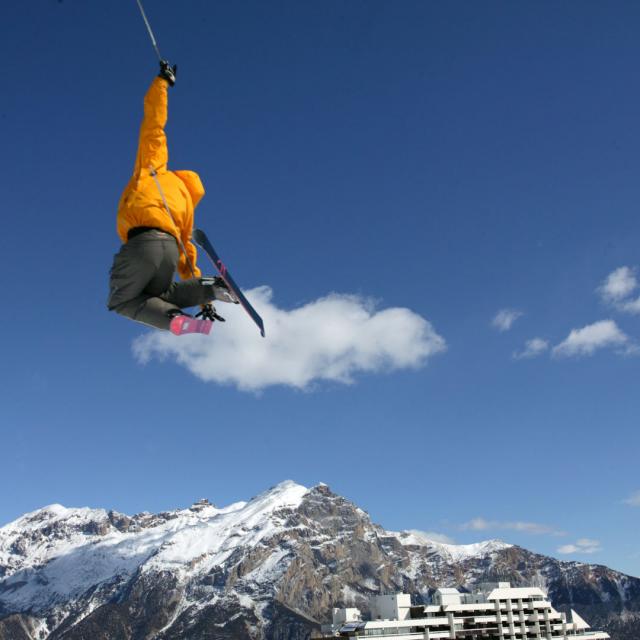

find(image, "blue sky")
[2,1,640,577]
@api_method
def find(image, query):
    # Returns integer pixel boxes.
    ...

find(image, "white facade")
[370,594,412,621]
[432,588,463,606]
[333,608,363,626]
[319,582,610,640]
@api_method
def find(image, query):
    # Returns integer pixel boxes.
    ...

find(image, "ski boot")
[201,276,239,304]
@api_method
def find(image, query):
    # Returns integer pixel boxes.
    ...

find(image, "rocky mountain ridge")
[1,481,639,639]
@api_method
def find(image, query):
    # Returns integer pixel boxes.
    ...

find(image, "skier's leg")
[107,231,179,330]
[108,230,230,331]
[115,295,180,330]
[160,277,217,309]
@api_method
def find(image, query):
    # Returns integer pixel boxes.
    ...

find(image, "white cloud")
[599,266,638,303]
[461,517,493,531]
[133,287,446,391]
[513,338,549,360]
[552,320,633,358]
[460,518,564,536]
[407,529,456,544]
[557,538,601,555]
[599,266,640,315]
[491,309,523,332]
[620,297,640,314]
[623,491,640,507]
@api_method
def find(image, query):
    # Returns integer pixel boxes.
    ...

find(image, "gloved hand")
[197,303,225,323]
[159,60,177,86]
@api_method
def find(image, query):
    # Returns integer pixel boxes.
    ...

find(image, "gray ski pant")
[107,229,216,331]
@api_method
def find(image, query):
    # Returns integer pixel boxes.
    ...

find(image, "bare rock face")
[0,614,42,640]
[0,482,639,639]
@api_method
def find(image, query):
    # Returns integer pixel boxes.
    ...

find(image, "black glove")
[197,303,226,323]
[159,60,177,86]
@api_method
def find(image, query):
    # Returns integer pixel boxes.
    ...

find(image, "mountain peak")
[1,482,638,639]
[264,479,309,494]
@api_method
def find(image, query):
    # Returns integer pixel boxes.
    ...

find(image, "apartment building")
[318,582,609,639]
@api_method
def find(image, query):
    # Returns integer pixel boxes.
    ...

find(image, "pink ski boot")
[169,314,213,336]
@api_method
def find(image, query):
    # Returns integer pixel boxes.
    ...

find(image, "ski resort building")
[318,582,609,639]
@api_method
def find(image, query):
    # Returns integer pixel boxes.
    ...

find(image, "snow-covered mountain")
[1,481,639,639]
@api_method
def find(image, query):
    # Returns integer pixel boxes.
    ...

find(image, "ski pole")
[135,0,162,62]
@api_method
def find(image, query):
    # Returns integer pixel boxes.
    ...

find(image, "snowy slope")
[0,481,307,612]
[390,529,512,562]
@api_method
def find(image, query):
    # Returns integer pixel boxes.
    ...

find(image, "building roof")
[487,586,546,600]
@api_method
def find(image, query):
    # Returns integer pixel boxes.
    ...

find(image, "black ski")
[193,228,265,337]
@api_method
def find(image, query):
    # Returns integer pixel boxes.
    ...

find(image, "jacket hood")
[173,170,205,208]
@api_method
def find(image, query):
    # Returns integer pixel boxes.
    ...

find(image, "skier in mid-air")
[107,61,236,336]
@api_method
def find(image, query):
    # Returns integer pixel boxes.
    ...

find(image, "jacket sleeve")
[176,196,201,280]
[132,77,169,179]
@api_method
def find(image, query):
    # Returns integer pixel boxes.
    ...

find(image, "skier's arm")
[173,170,205,280]
[177,197,201,279]
[132,77,170,179]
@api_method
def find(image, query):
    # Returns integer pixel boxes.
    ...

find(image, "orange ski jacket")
[116,77,204,279]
